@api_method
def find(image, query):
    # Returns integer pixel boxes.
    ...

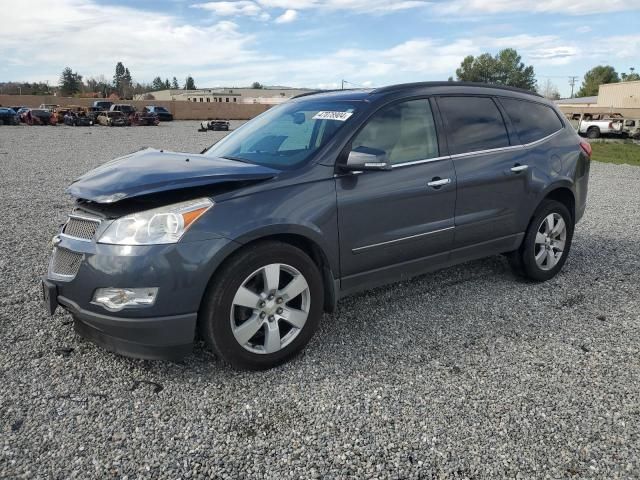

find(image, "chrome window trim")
[352,226,454,253]
[450,144,520,159]
[391,155,451,168]
[449,128,564,159]
[521,128,564,148]
[345,126,564,169]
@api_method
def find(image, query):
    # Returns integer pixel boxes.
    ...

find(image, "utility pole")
[568,76,578,98]
[341,79,345,90]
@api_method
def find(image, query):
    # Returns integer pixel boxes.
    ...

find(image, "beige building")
[597,80,640,109]
[556,80,640,118]
[137,87,313,105]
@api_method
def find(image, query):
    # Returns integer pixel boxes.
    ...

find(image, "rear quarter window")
[499,98,564,144]
[437,96,510,155]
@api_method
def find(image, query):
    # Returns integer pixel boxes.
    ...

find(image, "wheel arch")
[204,228,338,314]
[542,185,576,221]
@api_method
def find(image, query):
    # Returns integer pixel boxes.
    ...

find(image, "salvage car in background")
[96,111,128,127]
[131,110,159,126]
[21,108,57,125]
[38,104,60,112]
[199,119,231,132]
[92,100,113,112]
[578,117,624,138]
[63,111,94,126]
[0,107,20,125]
[110,104,136,116]
[144,106,173,121]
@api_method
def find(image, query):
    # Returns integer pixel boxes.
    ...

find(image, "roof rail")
[370,81,543,98]
[290,88,366,99]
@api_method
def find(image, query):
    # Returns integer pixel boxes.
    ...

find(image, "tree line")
[451,48,637,99]
[58,62,198,99]
[4,50,636,100]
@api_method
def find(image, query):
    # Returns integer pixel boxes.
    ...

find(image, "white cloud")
[192,1,270,20]
[256,0,429,12]
[191,0,428,20]
[0,0,261,82]
[434,0,639,15]
[275,9,298,23]
[3,0,639,92]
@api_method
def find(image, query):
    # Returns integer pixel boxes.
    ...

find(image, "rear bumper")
[59,296,196,360]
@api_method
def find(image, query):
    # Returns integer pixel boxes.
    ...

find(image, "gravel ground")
[1,121,639,479]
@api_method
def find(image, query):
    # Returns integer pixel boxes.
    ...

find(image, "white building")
[136,87,313,105]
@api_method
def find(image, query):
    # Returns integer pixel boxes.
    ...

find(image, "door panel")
[337,159,456,277]
[451,148,532,247]
[436,95,532,248]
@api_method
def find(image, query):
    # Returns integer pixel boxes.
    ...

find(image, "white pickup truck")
[577,118,624,138]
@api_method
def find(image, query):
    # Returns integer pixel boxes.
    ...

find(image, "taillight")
[579,139,592,158]
[608,122,613,129]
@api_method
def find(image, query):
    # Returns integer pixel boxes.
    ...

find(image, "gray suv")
[42,82,591,369]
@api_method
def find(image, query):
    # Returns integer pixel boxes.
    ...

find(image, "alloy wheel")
[230,263,310,354]
[534,213,567,271]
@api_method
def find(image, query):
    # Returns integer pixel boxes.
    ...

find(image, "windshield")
[204,100,358,169]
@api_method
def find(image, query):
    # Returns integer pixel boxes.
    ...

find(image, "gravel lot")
[1,121,639,479]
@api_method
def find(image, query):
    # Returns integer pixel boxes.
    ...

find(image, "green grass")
[589,141,640,166]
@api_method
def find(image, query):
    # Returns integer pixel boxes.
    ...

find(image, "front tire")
[586,127,600,139]
[199,241,324,370]
[508,200,574,281]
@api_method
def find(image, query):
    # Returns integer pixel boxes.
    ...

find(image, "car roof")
[292,81,544,104]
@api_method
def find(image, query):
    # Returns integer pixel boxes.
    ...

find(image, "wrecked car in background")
[198,119,231,132]
[63,111,94,126]
[131,110,159,126]
[96,111,128,127]
[144,106,173,121]
[21,108,57,125]
[0,107,20,125]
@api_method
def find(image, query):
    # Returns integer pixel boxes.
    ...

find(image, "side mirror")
[344,148,391,171]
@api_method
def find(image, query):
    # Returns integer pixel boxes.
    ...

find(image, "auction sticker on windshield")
[312,111,353,121]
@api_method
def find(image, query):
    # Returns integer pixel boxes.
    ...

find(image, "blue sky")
[1,0,639,97]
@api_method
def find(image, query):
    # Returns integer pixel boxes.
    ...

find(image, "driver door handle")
[510,164,529,173]
[427,178,451,188]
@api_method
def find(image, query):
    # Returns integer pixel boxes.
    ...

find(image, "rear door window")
[437,96,510,155]
[499,98,564,144]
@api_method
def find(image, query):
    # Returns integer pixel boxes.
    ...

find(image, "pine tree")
[59,67,83,96]
[113,62,126,97]
[171,77,179,89]
[152,77,164,91]
[184,76,196,90]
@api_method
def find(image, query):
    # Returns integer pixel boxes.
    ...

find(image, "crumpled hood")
[66,148,280,203]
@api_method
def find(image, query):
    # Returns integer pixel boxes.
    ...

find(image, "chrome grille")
[50,248,83,277]
[62,215,100,240]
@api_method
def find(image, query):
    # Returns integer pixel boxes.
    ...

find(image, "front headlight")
[98,198,214,245]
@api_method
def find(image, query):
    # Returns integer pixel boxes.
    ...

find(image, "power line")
[568,76,578,98]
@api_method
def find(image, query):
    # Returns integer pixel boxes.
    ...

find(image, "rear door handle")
[510,164,529,173]
[427,178,451,188]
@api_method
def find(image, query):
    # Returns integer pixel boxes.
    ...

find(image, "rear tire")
[199,241,324,370]
[509,200,574,282]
